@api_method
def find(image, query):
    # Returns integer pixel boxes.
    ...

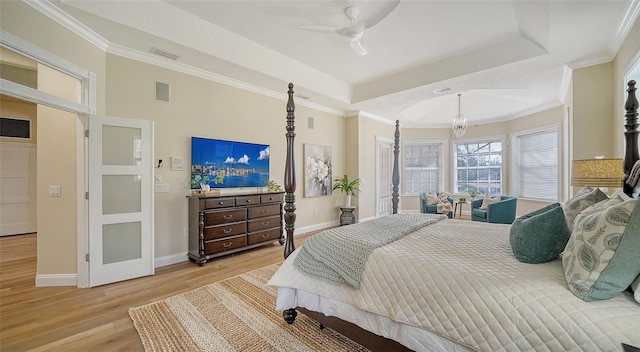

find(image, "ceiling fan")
[300,0,399,56]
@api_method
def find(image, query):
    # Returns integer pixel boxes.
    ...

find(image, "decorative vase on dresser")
[187,191,284,266]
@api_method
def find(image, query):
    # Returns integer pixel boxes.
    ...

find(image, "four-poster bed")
[271,81,640,351]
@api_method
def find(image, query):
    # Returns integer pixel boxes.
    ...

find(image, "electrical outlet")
[49,185,61,197]
[155,183,169,193]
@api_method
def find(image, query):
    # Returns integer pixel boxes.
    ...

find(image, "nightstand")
[339,207,356,225]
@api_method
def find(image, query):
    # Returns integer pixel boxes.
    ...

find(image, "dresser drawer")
[247,228,281,245]
[236,195,260,206]
[204,222,247,240]
[205,235,247,254]
[247,215,281,233]
[261,193,283,204]
[248,204,280,219]
[204,209,247,225]
[204,197,235,209]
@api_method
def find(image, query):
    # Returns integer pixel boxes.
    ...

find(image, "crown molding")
[24,0,109,51]
[608,0,640,57]
[25,0,347,117]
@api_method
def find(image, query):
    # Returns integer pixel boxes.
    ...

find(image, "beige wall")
[104,54,346,258]
[572,63,615,160]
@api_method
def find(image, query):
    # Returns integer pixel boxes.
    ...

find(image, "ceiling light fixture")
[452,93,467,138]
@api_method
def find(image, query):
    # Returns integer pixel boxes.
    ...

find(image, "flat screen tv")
[190,137,269,189]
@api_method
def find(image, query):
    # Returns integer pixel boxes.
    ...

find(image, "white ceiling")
[47,0,639,127]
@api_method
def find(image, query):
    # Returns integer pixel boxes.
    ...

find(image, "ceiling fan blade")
[298,25,340,33]
[336,22,364,40]
[364,0,399,29]
[350,39,368,56]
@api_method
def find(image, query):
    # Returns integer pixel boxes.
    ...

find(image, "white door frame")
[1,30,96,287]
[375,136,394,217]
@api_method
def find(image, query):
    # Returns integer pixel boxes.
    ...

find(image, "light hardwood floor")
[0,232,313,351]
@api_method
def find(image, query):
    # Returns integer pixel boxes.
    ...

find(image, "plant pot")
[344,195,351,208]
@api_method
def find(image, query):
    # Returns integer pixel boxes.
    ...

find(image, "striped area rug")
[129,264,369,351]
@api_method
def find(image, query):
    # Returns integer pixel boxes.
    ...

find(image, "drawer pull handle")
[246,199,252,203]
[223,228,232,234]
[218,201,225,205]
[262,209,270,214]
[223,215,233,219]
[269,197,274,200]
[222,242,232,248]
[261,233,270,239]
[262,222,269,227]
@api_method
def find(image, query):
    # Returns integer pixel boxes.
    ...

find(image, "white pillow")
[632,275,640,304]
[425,192,438,205]
[479,195,500,210]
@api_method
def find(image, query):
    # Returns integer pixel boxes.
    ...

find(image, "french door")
[88,115,154,287]
[376,137,393,217]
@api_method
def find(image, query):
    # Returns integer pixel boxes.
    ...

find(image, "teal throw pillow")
[563,198,640,301]
[509,203,570,264]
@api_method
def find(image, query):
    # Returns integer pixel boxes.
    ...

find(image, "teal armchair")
[471,195,517,224]
[419,192,453,218]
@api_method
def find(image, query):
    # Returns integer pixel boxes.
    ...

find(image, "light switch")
[49,185,61,197]
[155,174,162,183]
[155,183,169,193]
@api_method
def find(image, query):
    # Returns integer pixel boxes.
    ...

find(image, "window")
[512,126,559,201]
[403,142,443,195]
[454,139,503,195]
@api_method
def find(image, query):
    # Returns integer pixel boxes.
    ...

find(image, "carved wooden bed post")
[283,83,298,324]
[392,120,400,214]
[284,83,297,259]
[623,80,639,197]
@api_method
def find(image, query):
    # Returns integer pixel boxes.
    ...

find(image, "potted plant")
[332,174,361,207]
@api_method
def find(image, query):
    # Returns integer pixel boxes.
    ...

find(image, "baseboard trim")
[155,252,189,268]
[35,274,77,287]
[294,220,339,235]
[153,221,341,269]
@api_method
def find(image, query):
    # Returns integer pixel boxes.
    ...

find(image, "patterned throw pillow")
[562,198,640,301]
[572,189,631,227]
[509,202,570,263]
[479,195,500,210]
[563,186,608,231]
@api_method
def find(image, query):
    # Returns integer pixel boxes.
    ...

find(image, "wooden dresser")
[187,191,284,266]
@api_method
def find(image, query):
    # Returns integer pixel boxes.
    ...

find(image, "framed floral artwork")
[304,144,332,197]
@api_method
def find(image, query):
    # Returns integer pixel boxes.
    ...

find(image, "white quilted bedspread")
[268,219,640,352]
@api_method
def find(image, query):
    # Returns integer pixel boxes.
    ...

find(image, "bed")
[268,81,640,351]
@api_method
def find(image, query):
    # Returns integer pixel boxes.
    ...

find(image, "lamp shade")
[571,159,624,187]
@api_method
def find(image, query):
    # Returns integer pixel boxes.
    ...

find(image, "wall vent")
[0,117,31,139]
[149,48,180,61]
[156,82,170,102]
[295,94,310,100]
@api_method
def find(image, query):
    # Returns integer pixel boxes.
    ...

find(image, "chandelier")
[452,93,467,138]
